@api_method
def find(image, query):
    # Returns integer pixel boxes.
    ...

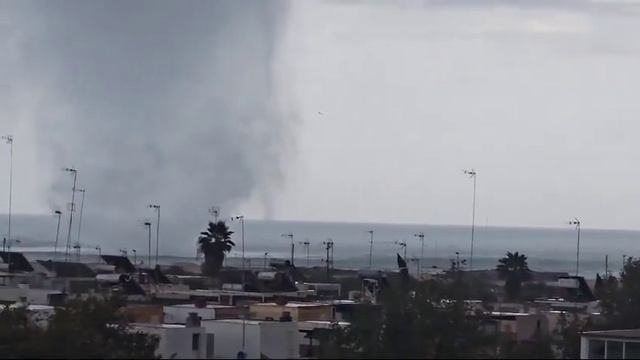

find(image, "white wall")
[201,320,262,359]
[260,322,299,359]
[132,325,206,359]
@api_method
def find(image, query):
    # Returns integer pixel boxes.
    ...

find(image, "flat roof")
[203,319,264,325]
[166,304,235,309]
[132,323,187,329]
[582,329,640,340]
[251,302,329,308]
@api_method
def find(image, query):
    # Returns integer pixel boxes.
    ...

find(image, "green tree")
[598,257,640,329]
[198,220,235,277]
[0,297,158,358]
[322,276,497,359]
[496,252,532,300]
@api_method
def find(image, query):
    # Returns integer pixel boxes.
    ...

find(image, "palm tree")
[198,221,235,277]
[496,251,531,300]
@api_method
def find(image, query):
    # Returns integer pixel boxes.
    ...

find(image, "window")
[206,334,215,358]
[625,342,640,359]
[607,341,623,359]
[192,333,200,351]
[588,340,605,359]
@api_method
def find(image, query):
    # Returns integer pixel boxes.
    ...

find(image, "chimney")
[186,312,201,327]
[279,311,292,322]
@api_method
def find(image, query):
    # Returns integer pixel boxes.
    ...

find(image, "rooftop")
[167,303,235,309]
[582,329,640,340]
[132,323,187,329]
[251,302,329,308]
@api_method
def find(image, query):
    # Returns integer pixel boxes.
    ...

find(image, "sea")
[1,215,638,279]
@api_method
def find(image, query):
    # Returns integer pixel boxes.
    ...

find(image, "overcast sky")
[3,0,640,230]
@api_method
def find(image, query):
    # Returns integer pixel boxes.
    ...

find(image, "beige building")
[249,302,334,322]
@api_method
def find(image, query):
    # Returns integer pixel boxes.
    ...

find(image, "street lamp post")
[463,169,477,270]
[95,246,102,260]
[300,239,310,267]
[233,216,245,288]
[367,230,374,268]
[395,240,407,259]
[414,232,425,277]
[2,135,13,249]
[148,204,161,266]
[281,233,294,266]
[569,218,581,276]
[132,249,137,266]
[144,221,152,267]
[264,252,269,270]
[53,210,62,259]
[75,188,86,250]
[233,215,246,352]
[63,168,78,262]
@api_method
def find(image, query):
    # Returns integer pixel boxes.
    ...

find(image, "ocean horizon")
[0,214,637,278]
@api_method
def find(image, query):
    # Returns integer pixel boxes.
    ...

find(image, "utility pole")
[63,168,78,262]
[75,188,86,252]
[144,221,152,267]
[53,210,62,260]
[148,204,161,266]
[367,230,374,268]
[395,240,407,259]
[281,233,294,266]
[414,232,425,276]
[323,238,334,281]
[569,218,581,276]
[300,239,310,267]
[463,169,477,270]
[2,135,13,250]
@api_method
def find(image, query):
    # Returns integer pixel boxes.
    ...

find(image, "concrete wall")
[0,286,61,305]
[260,322,300,359]
[132,324,207,359]
[201,320,262,359]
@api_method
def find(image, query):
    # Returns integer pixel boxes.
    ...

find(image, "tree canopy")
[0,297,158,359]
[198,220,235,277]
[496,251,532,300]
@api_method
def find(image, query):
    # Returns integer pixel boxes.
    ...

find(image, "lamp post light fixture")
[95,246,102,259]
[2,135,13,249]
[463,169,477,270]
[281,233,294,266]
[63,167,78,262]
[132,249,137,266]
[414,232,425,277]
[148,204,161,266]
[569,218,581,276]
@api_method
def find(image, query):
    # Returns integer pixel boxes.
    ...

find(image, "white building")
[581,329,640,359]
[131,322,209,359]
[201,319,299,359]
[0,284,63,305]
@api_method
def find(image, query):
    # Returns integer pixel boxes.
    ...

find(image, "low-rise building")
[201,319,299,359]
[164,303,239,324]
[581,329,640,359]
[488,311,549,342]
[249,302,334,322]
[131,321,208,359]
